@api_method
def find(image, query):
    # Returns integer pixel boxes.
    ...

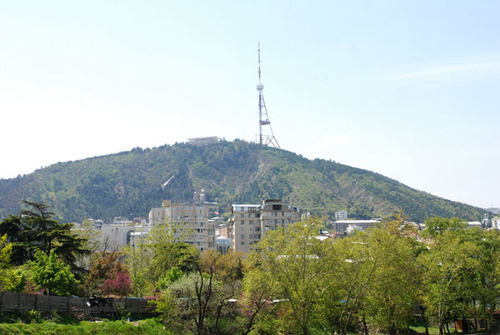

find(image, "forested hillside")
[0,140,487,222]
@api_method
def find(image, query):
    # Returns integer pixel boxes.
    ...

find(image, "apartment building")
[228,199,301,253]
[260,199,301,235]
[228,204,262,253]
[148,200,215,252]
[332,219,381,235]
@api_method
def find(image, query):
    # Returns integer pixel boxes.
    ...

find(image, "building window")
[241,234,245,240]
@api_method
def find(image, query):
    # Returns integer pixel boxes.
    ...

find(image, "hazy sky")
[1,1,499,209]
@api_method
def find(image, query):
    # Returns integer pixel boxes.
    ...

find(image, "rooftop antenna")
[257,42,280,149]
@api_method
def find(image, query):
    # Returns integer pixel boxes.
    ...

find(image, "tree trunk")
[362,314,368,335]
[419,306,429,335]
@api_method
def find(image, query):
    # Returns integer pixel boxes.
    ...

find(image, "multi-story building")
[332,219,381,235]
[148,200,215,252]
[334,210,348,221]
[228,199,301,253]
[260,199,301,235]
[228,204,262,253]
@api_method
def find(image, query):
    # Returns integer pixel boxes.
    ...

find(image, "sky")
[0,1,499,209]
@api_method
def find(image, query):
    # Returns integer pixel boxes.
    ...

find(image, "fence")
[0,292,154,318]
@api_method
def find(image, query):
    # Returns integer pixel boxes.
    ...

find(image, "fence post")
[17,293,20,313]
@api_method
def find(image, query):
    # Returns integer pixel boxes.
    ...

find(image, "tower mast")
[257,42,280,148]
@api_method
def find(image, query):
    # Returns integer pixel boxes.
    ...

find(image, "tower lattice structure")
[257,43,280,149]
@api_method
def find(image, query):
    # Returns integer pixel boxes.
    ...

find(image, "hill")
[0,140,487,222]
[487,208,500,215]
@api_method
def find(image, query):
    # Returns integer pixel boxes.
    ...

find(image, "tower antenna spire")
[256,42,280,149]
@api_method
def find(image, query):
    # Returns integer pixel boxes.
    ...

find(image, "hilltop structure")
[187,136,220,146]
[256,43,280,148]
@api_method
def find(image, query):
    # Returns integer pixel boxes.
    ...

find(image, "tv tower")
[257,42,280,149]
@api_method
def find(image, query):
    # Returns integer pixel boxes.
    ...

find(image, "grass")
[0,318,170,335]
[410,325,442,334]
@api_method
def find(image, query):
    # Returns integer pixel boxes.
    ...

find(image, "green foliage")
[155,251,244,335]
[26,310,43,324]
[0,201,89,278]
[0,140,487,223]
[29,250,79,296]
[0,234,24,291]
[361,219,421,334]
[421,217,467,238]
[245,215,433,335]
[418,229,481,334]
[245,219,336,334]
[0,318,170,335]
[122,224,199,297]
[156,267,183,292]
[475,229,500,323]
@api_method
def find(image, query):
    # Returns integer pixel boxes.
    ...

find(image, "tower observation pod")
[257,42,280,149]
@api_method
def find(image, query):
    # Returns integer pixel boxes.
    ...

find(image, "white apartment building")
[228,199,301,253]
[148,200,215,252]
[334,210,348,221]
[228,204,262,253]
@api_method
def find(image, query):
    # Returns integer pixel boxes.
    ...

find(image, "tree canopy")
[0,201,89,276]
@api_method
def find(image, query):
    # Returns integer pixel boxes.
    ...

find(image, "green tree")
[418,230,480,335]
[0,234,23,291]
[478,229,500,330]
[29,250,79,296]
[244,219,336,335]
[0,201,89,277]
[461,228,500,332]
[320,213,422,335]
[156,266,184,292]
[421,217,467,239]
[362,217,421,335]
[155,250,243,335]
[321,231,376,335]
[123,223,199,296]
